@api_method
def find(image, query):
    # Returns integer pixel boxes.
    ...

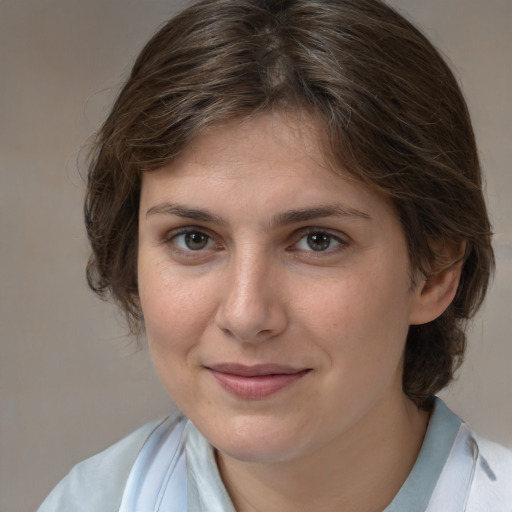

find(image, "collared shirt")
[38,398,512,512]
[118,398,512,511]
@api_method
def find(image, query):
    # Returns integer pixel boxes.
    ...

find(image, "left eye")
[295,232,342,252]
[172,231,214,251]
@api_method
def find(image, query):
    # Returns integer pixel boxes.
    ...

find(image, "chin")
[206,414,304,464]
[217,439,297,465]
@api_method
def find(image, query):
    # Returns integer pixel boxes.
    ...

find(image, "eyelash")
[162,227,349,258]
[162,228,221,257]
[290,228,347,254]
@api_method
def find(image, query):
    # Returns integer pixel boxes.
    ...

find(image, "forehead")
[172,112,329,177]
[139,112,400,233]
[141,110,368,200]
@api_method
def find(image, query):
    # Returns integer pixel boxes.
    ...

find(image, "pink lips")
[207,363,310,399]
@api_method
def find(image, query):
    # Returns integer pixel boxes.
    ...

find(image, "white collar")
[119,399,510,512]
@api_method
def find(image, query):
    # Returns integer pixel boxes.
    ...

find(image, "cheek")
[304,267,410,331]
[142,283,212,349]
[300,265,412,372]
[140,277,213,403]
[138,256,216,356]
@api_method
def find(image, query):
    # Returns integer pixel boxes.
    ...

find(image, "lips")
[206,363,311,399]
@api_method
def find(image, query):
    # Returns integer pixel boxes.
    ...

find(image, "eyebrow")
[146,202,371,226]
[146,203,228,226]
[270,205,371,227]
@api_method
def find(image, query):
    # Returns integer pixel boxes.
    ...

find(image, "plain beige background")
[1,1,511,511]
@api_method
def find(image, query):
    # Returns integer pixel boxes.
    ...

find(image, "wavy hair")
[85,0,494,408]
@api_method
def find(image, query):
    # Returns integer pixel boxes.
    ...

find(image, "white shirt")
[118,399,512,511]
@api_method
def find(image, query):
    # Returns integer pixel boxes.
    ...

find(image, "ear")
[409,241,466,325]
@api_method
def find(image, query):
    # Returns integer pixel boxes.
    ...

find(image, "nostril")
[214,282,288,343]
[217,325,278,343]
[220,326,233,337]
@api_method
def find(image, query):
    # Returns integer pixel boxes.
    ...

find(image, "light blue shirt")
[39,398,512,511]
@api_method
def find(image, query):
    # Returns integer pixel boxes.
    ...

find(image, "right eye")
[170,230,215,251]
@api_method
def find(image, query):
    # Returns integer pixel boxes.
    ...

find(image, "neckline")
[185,398,463,512]
[384,398,462,511]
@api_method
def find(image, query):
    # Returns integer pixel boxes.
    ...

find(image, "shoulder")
[476,434,512,472]
[467,433,512,509]
[37,411,186,512]
[423,400,512,510]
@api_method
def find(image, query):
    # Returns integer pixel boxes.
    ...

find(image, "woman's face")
[138,112,425,463]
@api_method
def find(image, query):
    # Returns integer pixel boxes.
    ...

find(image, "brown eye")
[293,231,344,253]
[306,232,333,251]
[172,231,212,251]
[184,232,209,250]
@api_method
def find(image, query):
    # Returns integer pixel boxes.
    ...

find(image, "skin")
[137,112,462,512]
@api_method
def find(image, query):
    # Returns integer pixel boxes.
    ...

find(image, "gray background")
[1,1,510,511]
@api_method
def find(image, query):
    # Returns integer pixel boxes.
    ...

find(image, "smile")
[206,363,311,399]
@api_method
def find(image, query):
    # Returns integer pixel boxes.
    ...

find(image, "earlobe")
[409,242,466,326]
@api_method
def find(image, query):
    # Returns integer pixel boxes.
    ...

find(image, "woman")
[39,0,512,510]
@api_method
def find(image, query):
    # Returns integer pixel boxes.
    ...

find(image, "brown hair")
[85,0,494,408]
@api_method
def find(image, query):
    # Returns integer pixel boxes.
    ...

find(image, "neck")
[216,394,430,512]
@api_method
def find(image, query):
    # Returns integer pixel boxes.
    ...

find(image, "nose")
[214,250,288,343]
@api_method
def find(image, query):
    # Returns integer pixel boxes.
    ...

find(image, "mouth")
[206,363,311,399]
